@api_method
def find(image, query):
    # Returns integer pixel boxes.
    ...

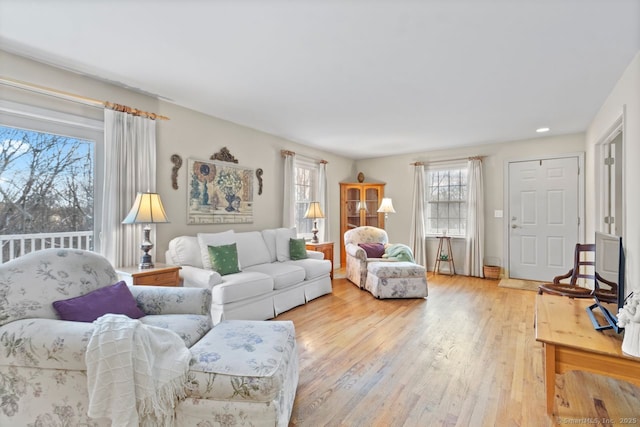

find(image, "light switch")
[494,210,503,218]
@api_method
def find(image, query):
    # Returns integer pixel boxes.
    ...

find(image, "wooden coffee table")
[535,294,640,414]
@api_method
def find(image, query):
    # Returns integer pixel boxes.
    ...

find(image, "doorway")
[597,123,624,237]
[507,155,584,281]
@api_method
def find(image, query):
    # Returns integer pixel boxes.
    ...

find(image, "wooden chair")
[537,243,617,303]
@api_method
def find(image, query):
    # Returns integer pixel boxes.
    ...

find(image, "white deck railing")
[0,231,94,264]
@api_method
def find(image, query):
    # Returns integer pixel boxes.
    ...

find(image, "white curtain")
[410,164,427,267]
[282,152,296,228]
[465,158,485,277]
[318,161,329,242]
[100,109,156,267]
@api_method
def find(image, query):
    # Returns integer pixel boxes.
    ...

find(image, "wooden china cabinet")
[339,182,386,266]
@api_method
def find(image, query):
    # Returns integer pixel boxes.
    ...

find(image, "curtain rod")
[0,76,170,121]
[280,149,328,164]
[411,155,484,165]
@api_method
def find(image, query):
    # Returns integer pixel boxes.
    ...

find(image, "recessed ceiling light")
[536,127,550,133]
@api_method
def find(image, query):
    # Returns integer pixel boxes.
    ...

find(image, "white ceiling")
[0,1,638,160]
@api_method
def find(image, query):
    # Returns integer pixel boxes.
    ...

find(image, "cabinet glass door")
[346,187,362,229]
[364,187,380,227]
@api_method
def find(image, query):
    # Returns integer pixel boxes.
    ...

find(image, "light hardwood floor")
[276,273,640,426]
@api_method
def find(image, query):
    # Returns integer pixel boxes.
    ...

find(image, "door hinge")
[604,216,615,224]
[578,217,580,226]
[604,157,615,166]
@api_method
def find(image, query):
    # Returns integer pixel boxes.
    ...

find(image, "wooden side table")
[536,295,640,414]
[116,263,181,287]
[306,241,334,279]
[434,236,456,275]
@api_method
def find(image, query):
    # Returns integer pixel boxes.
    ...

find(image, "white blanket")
[86,314,192,427]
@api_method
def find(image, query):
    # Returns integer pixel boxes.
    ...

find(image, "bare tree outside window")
[0,125,94,256]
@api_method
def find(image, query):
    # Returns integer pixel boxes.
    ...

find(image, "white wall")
[354,133,585,274]
[3,47,637,282]
[0,50,354,267]
[155,102,353,264]
[586,51,640,294]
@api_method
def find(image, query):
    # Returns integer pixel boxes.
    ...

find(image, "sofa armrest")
[307,250,324,260]
[130,286,212,316]
[345,243,367,261]
[180,265,222,288]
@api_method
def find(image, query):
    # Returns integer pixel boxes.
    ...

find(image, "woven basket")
[483,265,501,280]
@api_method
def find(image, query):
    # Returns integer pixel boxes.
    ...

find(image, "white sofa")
[166,227,333,323]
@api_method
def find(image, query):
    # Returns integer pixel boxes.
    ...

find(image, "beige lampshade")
[122,192,170,224]
[377,198,396,214]
[304,201,325,219]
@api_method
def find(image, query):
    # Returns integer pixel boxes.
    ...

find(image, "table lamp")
[377,197,396,220]
[122,192,170,268]
[304,201,324,243]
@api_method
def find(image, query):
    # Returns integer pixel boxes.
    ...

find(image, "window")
[294,159,319,237]
[425,166,468,236]
[0,100,103,259]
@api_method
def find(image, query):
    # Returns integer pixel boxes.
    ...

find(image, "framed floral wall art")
[187,158,253,224]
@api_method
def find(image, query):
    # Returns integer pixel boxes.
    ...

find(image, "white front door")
[508,157,580,281]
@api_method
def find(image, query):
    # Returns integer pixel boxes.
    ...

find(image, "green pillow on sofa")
[208,243,241,275]
[289,238,308,260]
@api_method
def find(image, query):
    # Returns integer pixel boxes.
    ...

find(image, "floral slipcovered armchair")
[0,248,212,426]
[344,226,414,288]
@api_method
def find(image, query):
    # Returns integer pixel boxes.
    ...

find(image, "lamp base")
[139,256,154,270]
[311,221,319,243]
[139,226,154,269]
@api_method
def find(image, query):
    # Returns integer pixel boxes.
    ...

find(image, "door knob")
[512,224,518,229]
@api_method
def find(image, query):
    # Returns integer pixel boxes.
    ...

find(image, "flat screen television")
[586,231,627,332]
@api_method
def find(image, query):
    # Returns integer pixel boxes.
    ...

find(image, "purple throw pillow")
[52,281,145,322]
[358,242,386,258]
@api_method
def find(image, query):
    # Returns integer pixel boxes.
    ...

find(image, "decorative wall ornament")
[187,158,253,224]
[357,172,365,183]
[210,146,239,164]
[256,168,264,195]
[170,154,183,190]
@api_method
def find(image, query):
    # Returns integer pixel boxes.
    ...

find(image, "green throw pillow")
[289,238,308,260]
[208,243,240,275]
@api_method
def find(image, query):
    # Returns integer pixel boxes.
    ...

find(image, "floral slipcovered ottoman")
[176,320,298,427]
[365,261,428,299]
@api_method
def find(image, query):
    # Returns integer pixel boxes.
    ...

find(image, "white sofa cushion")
[197,230,236,270]
[284,259,331,280]
[275,227,297,262]
[235,231,272,268]
[211,272,274,304]
[261,229,278,262]
[244,263,306,290]
[168,236,203,268]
